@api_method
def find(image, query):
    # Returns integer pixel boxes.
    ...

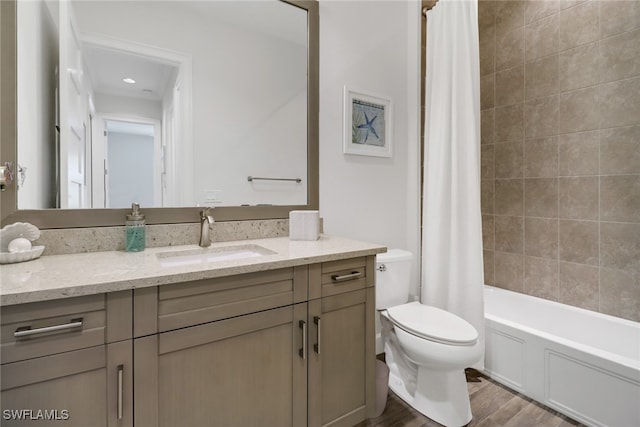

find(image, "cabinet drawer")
[320,257,371,297]
[1,294,106,364]
[157,268,298,332]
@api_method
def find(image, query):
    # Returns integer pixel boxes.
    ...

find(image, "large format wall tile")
[496,65,525,107]
[524,137,558,178]
[495,141,523,178]
[559,262,599,311]
[559,177,599,220]
[524,256,559,300]
[559,220,599,265]
[600,222,640,272]
[495,215,524,253]
[600,175,640,223]
[495,104,524,142]
[481,109,495,145]
[482,179,495,214]
[479,0,640,320]
[482,215,495,250]
[525,0,559,24]
[525,178,558,217]
[559,0,599,50]
[525,14,559,61]
[558,42,599,92]
[557,130,599,176]
[525,55,559,101]
[481,73,496,109]
[495,179,524,215]
[600,268,640,322]
[484,250,495,285]
[600,0,640,39]
[481,144,495,180]
[600,125,640,174]
[524,95,559,138]
[524,217,558,259]
[600,76,640,129]
[599,29,640,83]
[559,86,600,134]
[496,0,525,38]
[497,27,525,71]
[495,251,524,291]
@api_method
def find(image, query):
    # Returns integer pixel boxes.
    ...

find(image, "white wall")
[319,0,422,296]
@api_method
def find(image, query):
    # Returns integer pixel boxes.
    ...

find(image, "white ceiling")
[83,45,177,101]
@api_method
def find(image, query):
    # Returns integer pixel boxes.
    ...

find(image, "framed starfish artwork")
[343,86,393,158]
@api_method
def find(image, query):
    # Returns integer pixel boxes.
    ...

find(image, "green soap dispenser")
[125,203,146,252]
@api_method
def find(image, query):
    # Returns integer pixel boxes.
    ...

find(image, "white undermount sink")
[156,244,276,267]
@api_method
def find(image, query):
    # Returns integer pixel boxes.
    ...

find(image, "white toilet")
[376,249,481,427]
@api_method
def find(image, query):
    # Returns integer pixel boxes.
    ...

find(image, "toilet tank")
[375,249,413,309]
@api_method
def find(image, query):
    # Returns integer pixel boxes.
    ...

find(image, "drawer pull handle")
[331,271,362,283]
[117,365,124,420]
[14,318,83,338]
[313,316,321,355]
[299,320,307,360]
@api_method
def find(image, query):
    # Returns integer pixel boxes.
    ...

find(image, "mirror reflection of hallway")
[103,120,160,209]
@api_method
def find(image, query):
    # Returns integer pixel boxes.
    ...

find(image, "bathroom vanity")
[0,236,385,427]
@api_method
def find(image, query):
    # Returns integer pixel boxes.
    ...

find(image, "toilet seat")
[386,302,478,346]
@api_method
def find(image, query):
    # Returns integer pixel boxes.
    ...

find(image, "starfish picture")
[348,94,388,154]
[357,112,380,142]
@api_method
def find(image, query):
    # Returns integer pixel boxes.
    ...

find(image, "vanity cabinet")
[133,256,376,427]
[0,292,133,427]
[0,255,377,427]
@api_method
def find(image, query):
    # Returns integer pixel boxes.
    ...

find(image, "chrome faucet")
[199,208,214,247]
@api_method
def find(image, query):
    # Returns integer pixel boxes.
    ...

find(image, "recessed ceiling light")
[122,77,136,84]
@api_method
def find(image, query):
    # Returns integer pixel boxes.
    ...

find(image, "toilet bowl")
[376,250,481,427]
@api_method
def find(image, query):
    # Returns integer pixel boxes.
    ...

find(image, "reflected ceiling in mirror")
[17,0,308,210]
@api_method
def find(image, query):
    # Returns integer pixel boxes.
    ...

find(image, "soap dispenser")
[125,203,146,252]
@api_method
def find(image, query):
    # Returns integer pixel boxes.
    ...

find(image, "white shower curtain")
[422,0,484,368]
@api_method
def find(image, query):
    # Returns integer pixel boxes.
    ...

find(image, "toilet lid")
[386,302,478,346]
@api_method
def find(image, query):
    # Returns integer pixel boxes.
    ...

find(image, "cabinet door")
[0,341,133,427]
[134,304,307,427]
[308,287,376,427]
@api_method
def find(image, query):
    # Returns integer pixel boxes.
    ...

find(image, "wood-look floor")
[356,371,584,427]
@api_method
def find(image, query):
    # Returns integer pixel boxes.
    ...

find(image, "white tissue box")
[289,210,320,241]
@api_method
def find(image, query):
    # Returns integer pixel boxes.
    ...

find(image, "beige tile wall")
[479,0,640,321]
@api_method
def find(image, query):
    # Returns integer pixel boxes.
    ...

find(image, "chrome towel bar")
[247,176,302,183]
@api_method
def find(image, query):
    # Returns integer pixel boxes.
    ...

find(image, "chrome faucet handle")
[201,207,214,223]
[199,208,214,247]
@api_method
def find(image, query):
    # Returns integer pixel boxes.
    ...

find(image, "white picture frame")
[343,86,393,158]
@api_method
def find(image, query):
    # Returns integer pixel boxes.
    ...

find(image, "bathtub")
[483,285,640,427]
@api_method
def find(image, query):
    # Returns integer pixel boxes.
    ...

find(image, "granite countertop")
[0,235,386,306]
